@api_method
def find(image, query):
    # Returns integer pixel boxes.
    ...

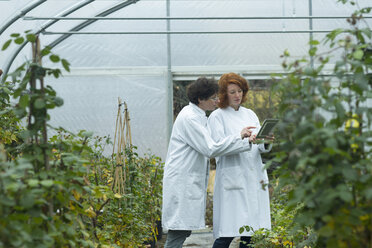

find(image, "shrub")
[269,2,372,247]
[0,32,163,248]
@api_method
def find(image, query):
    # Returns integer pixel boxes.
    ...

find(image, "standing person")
[162,77,255,248]
[208,73,274,248]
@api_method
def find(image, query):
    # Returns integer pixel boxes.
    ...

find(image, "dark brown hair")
[217,72,249,108]
[187,77,218,105]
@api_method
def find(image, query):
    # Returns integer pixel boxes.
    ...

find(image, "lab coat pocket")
[222,167,244,190]
[260,163,269,181]
[186,173,205,200]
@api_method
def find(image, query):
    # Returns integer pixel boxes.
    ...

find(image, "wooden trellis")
[112,98,132,195]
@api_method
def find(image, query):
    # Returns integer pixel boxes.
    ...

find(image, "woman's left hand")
[264,134,275,142]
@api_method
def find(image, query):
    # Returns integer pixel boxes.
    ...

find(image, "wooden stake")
[112,98,132,195]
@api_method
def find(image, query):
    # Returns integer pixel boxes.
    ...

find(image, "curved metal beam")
[1,0,95,83]
[0,0,47,36]
[48,0,140,49]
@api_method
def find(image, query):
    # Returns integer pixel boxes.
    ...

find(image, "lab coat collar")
[189,102,206,116]
[227,105,241,112]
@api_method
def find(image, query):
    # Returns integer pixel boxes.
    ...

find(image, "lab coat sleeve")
[182,115,251,158]
[258,142,272,153]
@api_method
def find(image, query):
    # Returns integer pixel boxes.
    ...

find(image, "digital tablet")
[256,119,279,139]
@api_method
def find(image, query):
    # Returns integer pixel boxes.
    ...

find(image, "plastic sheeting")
[47,72,169,157]
[1,0,371,159]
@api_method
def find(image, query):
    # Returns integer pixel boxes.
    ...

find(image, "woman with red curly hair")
[208,72,274,248]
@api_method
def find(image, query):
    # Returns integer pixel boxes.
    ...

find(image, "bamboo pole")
[111,98,132,195]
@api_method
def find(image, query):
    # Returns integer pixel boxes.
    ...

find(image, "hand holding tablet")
[256,119,279,139]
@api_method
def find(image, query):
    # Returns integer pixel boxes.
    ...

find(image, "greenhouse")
[0,0,371,247]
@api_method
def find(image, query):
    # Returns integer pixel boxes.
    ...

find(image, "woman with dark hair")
[208,72,274,248]
[162,77,256,248]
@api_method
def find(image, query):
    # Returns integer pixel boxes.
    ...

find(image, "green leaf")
[28,179,39,187]
[13,107,27,118]
[34,98,45,109]
[19,94,29,108]
[40,180,54,187]
[49,54,60,63]
[2,40,12,50]
[309,47,318,57]
[334,102,345,117]
[26,33,36,43]
[52,70,60,78]
[364,188,372,200]
[337,185,353,202]
[239,227,244,234]
[61,59,70,72]
[81,131,93,138]
[326,28,344,41]
[35,66,46,77]
[342,167,358,181]
[41,47,51,56]
[304,66,315,76]
[318,225,334,238]
[325,138,337,149]
[53,97,64,107]
[309,39,320,45]
[19,130,31,140]
[6,182,20,192]
[14,37,25,44]
[353,49,364,60]
[2,87,11,94]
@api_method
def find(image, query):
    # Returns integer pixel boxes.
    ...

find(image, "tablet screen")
[256,119,279,139]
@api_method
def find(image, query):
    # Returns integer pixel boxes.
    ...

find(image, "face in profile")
[199,94,219,111]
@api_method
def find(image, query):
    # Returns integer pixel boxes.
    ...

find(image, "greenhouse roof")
[1,0,371,159]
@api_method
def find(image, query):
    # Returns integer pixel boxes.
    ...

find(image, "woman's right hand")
[240,126,256,139]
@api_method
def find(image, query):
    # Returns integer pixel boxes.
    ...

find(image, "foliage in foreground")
[238,2,372,247]
[268,2,372,248]
[0,32,163,247]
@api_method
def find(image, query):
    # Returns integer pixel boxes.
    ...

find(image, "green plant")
[269,2,372,247]
[49,130,164,247]
[0,32,96,248]
[87,145,163,247]
[240,178,316,248]
[0,78,23,159]
[0,31,164,248]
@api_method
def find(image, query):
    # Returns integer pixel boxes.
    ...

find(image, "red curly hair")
[217,72,249,109]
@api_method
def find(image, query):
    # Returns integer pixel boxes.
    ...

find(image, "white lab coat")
[162,103,252,230]
[208,106,272,238]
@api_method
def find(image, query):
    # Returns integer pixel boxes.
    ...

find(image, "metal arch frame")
[1,0,95,83]
[3,0,369,147]
[48,0,140,49]
[6,0,371,78]
[0,0,47,36]
[1,0,140,83]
